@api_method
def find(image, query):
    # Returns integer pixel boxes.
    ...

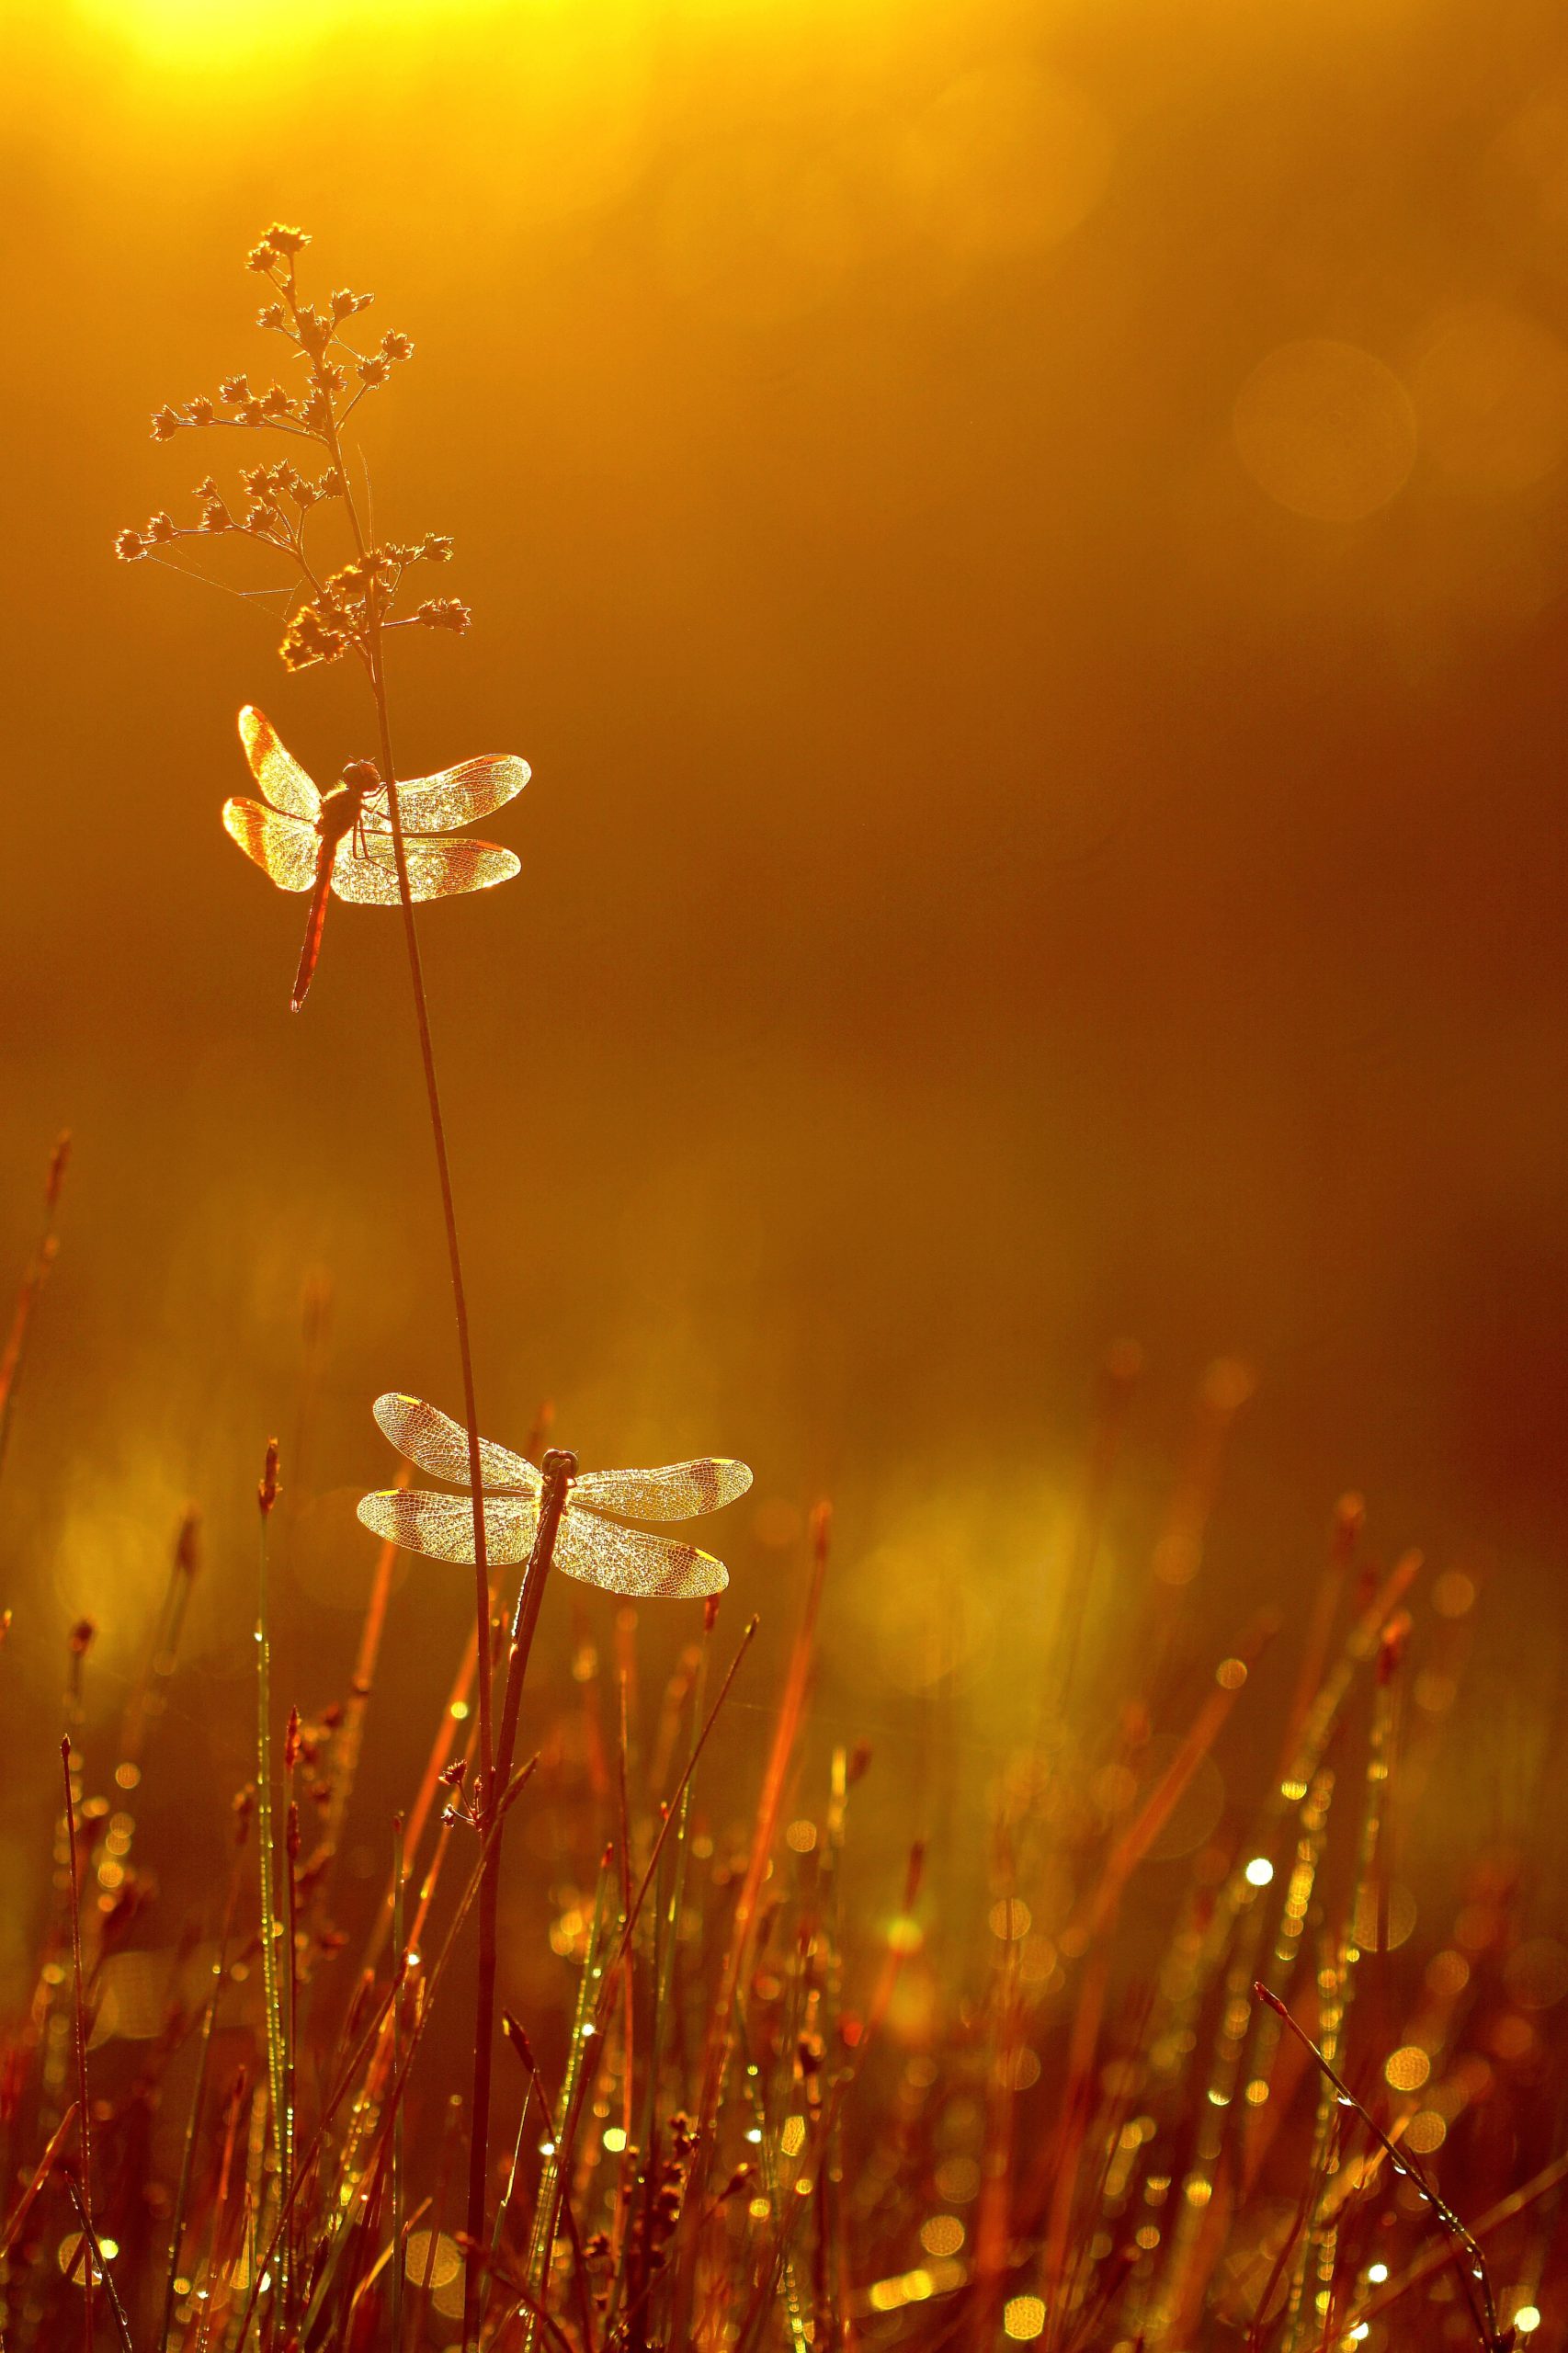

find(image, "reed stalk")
[252,1440,290,2319]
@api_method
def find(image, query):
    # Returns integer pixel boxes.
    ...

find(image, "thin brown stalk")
[0,2097,76,2261]
[0,1130,69,1486]
[233,1755,538,2347]
[596,1614,759,2002]
[465,1450,575,2348]
[1254,1984,1502,2351]
[61,1735,95,2353]
[324,389,496,1821]
[677,1506,832,2338]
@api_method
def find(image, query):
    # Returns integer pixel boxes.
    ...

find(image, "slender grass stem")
[60,1736,95,2353]
[0,1131,69,1495]
[254,1440,290,2316]
[392,1812,406,2353]
[301,328,497,1815]
[464,1449,576,2350]
[157,1851,241,2351]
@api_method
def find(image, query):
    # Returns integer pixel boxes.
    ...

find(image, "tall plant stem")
[61,1737,94,2353]
[362,627,496,1804]
[307,340,496,1806]
[392,1812,407,2353]
[254,1443,290,2318]
[462,1449,575,2352]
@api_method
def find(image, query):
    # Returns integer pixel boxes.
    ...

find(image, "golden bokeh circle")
[1233,339,1418,522]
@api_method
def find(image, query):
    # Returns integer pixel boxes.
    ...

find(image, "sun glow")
[76,0,501,67]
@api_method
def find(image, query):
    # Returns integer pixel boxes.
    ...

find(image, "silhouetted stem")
[299,306,497,1811]
[254,1457,290,2314]
[61,1738,94,2353]
[464,1455,574,2351]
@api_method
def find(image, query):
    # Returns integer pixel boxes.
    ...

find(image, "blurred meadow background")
[4,0,1568,2338]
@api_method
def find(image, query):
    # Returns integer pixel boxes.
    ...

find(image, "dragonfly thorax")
[316,767,376,847]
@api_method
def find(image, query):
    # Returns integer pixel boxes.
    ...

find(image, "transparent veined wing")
[555,1505,729,1600]
[222,796,319,891]
[371,1393,541,1494]
[239,707,320,821]
[388,756,530,834]
[330,834,521,904]
[357,1487,539,1564]
[572,1459,753,1523]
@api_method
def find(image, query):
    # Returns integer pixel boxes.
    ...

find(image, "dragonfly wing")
[238,707,320,821]
[393,756,530,833]
[222,797,319,891]
[358,1487,538,1565]
[331,835,521,904]
[571,1459,754,1522]
[554,1504,729,1601]
[371,1392,541,1495]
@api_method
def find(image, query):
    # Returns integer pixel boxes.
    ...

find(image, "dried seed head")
[176,1507,201,1579]
[69,1619,96,1658]
[501,2012,537,2073]
[414,597,471,634]
[150,405,183,441]
[258,1438,281,1518]
[284,1706,301,1773]
[115,529,146,560]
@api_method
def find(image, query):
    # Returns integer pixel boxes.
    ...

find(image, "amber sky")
[4,0,1568,1840]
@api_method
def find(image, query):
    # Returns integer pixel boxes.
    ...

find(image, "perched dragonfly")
[222,706,528,1010]
[357,1392,752,1598]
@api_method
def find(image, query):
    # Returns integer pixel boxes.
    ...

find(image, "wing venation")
[554,1508,730,1600]
[572,1459,754,1522]
[331,835,520,905]
[371,1392,541,1494]
[222,797,319,892]
[358,1487,538,1564]
[238,707,320,821]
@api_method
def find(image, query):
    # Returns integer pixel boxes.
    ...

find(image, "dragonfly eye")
[341,758,381,790]
[541,1446,579,1483]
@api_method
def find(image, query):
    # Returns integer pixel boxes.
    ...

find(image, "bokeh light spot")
[1415,303,1568,493]
[899,64,1112,260]
[1403,2109,1447,2154]
[1233,340,1417,522]
[1351,1880,1417,1952]
[1383,2043,1431,2092]
[1505,1938,1568,2012]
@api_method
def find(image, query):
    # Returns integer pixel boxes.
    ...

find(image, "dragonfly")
[357,1392,752,1599]
[222,705,528,1010]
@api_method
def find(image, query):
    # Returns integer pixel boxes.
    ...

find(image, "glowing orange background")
[5,0,1568,1936]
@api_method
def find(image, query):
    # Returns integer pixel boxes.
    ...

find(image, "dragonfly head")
[541,1446,579,1486]
[340,758,381,792]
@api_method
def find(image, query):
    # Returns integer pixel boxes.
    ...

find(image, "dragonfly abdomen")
[290,843,336,1013]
